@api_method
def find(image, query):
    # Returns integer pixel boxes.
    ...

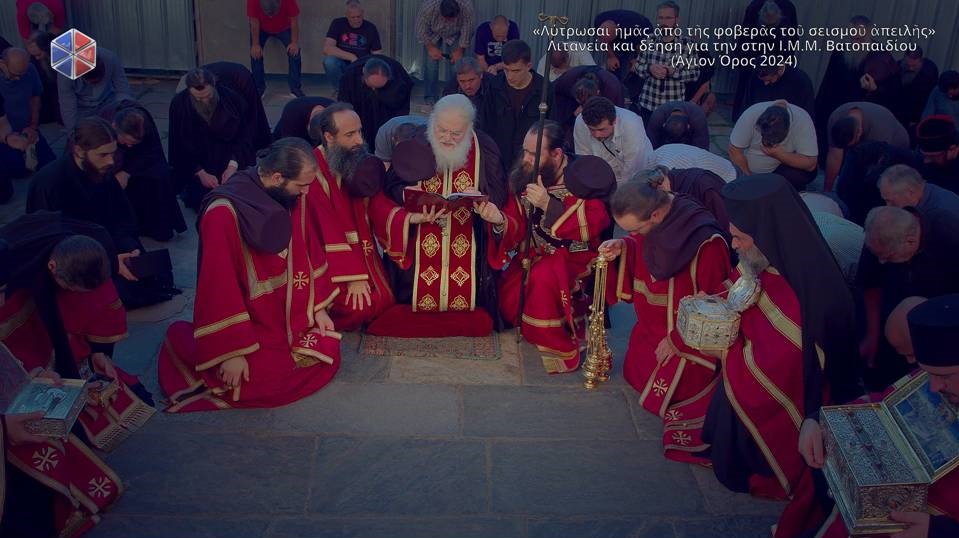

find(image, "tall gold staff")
[516,12,569,343]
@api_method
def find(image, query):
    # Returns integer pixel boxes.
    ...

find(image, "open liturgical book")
[402,187,488,213]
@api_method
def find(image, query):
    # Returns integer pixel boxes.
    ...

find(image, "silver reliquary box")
[0,345,87,439]
[676,274,761,351]
[821,372,959,536]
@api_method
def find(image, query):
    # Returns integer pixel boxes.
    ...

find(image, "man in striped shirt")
[416,0,475,105]
[633,1,700,122]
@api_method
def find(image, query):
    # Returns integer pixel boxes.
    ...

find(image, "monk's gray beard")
[326,142,369,179]
[428,128,472,173]
[738,245,770,278]
[191,90,219,124]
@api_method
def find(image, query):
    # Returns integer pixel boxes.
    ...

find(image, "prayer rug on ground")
[359,333,502,361]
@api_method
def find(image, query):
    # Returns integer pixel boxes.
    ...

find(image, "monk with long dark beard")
[305,102,438,331]
[168,68,258,210]
[158,139,341,412]
[477,120,613,373]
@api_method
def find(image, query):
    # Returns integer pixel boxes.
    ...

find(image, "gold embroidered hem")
[194,343,260,372]
[331,274,370,283]
[85,333,128,344]
[193,312,252,339]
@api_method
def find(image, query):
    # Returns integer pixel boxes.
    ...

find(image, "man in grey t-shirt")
[728,100,819,189]
[373,114,427,168]
[825,101,909,191]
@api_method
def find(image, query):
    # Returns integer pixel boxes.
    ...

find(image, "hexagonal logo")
[51,29,96,80]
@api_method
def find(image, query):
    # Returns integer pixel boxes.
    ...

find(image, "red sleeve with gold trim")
[368,191,415,270]
[668,235,731,363]
[193,203,261,372]
[300,202,339,314]
[58,281,128,361]
[542,196,610,243]
[305,183,369,284]
[606,235,639,305]
[487,195,526,271]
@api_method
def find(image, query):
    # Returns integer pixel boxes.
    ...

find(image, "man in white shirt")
[654,143,737,183]
[535,45,596,82]
[574,96,654,183]
[728,100,819,189]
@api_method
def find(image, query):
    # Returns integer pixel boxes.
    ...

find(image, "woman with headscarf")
[701,174,859,538]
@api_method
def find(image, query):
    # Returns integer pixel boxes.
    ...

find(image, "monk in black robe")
[897,48,939,137]
[25,31,61,125]
[272,96,333,143]
[814,16,902,157]
[25,117,179,309]
[169,68,257,211]
[338,55,412,153]
[732,0,799,119]
[917,116,959,196]
[180,61,272,151]
[99,99,186,241]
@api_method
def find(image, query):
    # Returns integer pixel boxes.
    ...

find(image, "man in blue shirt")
[473,15,518,74]
[0,47,55,186]
[57,46,132,129]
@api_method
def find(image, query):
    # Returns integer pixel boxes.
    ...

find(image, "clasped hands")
[4,127,38,151]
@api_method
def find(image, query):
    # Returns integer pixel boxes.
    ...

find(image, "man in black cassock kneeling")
[169,68,258,211]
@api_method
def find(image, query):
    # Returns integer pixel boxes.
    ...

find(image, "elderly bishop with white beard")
[371,94,508,337]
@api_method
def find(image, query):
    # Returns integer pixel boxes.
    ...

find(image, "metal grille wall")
[393,0,959,92]
[0,0,196,71]
[1,1,956,81]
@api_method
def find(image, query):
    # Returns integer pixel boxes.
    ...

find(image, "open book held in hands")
[403,187,488,213]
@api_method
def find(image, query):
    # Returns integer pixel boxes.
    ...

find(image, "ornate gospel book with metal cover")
[0,345,87,439]
[820,372,959,535]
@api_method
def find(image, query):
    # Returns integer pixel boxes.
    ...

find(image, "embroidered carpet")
[360,333,502,361]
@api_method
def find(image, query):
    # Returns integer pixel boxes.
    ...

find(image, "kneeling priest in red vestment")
[158,138,341,412]
[700,174,860,538]
[599,169,731,462]
[306,102,436,331]
[480,120,613,373]
[0,212,154,452]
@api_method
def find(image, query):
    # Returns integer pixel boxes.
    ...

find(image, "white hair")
[427,94,476,172]
[430,94,476,125]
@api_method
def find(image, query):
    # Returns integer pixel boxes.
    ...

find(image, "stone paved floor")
[1,78,785,538]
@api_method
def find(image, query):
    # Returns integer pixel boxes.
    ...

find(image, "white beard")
[428,129,472,173]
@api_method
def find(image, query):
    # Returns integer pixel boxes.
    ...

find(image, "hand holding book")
[403,187,488,213]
